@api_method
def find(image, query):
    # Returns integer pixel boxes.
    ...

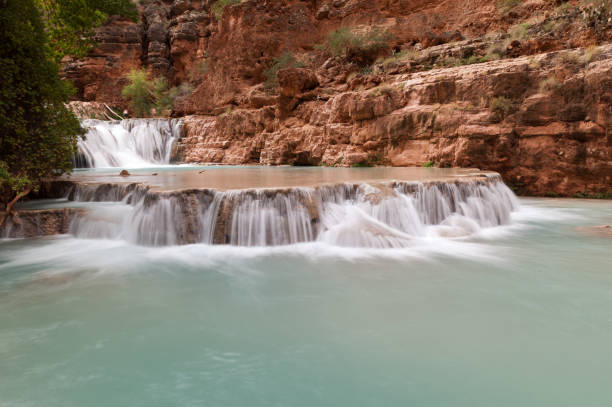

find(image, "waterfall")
[75,119,183,168]
[66,176,520,249]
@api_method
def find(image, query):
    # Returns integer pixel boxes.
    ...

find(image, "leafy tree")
[152,77,172,114]
[36,0,139,63]
[0,0,84,227]
[122,68,155,116]
[122,68,192,116]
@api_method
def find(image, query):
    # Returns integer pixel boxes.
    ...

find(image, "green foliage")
[485,42,506,61]
[212,0,241,19]
[542,18,565,33]
[0,0,83,210]
[152,77,172,113]
[583,45,603,63]
[264,52,304,91]
[508,22,530,40]
[36,0,139,63]
[423,161,435,168]
[438,54,491,67]
[351,162,372,168]
[539,77,560,93]
[560,51,581,65]
[168,83,194,106]
[482,23,530,62]
[317,27,391,58]
[469,55,491,64]
[122,68,154,116]
[379,49,422,68]
[122,68,191,116]
[555,1,574,14]
[490,96,513,119]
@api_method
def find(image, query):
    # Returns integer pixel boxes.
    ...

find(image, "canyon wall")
[63,0,612,196]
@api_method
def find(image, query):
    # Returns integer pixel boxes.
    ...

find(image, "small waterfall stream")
[65,177,520,248]
[75,119,182,168]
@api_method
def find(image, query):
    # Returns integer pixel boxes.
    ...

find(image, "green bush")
[423,161,435,168]
[583,45,602,63]
[508,22,530,41]
[490,96,513,119]
[263,52,304,91]
[539,77,560,93]
[168,83,194,106]
[317,27,391,58]
[560,51,581,65]
[122,68,191,116]
[212,0,241,20]
[122,68,154,116]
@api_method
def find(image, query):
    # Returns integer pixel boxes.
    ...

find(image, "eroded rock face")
[62,0,612,196]
[0,209,84,239]
[62,16,142,106]
[175,45,612,196]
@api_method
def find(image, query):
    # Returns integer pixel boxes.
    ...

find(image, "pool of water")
[1,198,611,406]
[67,166,491,191]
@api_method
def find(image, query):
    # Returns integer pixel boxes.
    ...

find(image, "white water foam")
[66,179,521,249]
[75,119,182,168]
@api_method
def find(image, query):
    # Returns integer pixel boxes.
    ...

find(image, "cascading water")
[66,176,520,249]
[75,119,182,168]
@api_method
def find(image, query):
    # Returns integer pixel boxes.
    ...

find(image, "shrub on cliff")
[263,52,304,91]
[122,69,154,116]
[212,0,241,20]
[539,77,561,93]
[490,96,514,121]
[0,0,83,227]
[316,27,392,64]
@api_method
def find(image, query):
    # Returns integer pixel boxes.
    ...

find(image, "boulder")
[277,68,319,98]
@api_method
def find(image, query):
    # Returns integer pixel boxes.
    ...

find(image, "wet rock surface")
[0,209,84,239]
[19,173,516,245]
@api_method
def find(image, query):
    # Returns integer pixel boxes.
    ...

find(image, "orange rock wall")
[63,0,612,196]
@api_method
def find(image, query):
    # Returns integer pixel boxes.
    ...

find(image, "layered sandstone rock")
[0,209,84,239]
[176,45,612,196]
[62,0,612,196]
[62,16,142,106]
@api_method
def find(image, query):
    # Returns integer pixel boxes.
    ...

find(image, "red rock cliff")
[63,0,612,196]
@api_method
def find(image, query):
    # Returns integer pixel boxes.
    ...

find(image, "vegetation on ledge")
[0,0,137,226]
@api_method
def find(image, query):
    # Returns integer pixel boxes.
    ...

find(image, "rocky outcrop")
[62,0,612,196]
[174,45,612,196]
[0,209,84,239]
[62,16,142,106]
[27,173,516,246]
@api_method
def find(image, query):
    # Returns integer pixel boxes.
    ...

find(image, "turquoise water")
[1,198,611,406]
